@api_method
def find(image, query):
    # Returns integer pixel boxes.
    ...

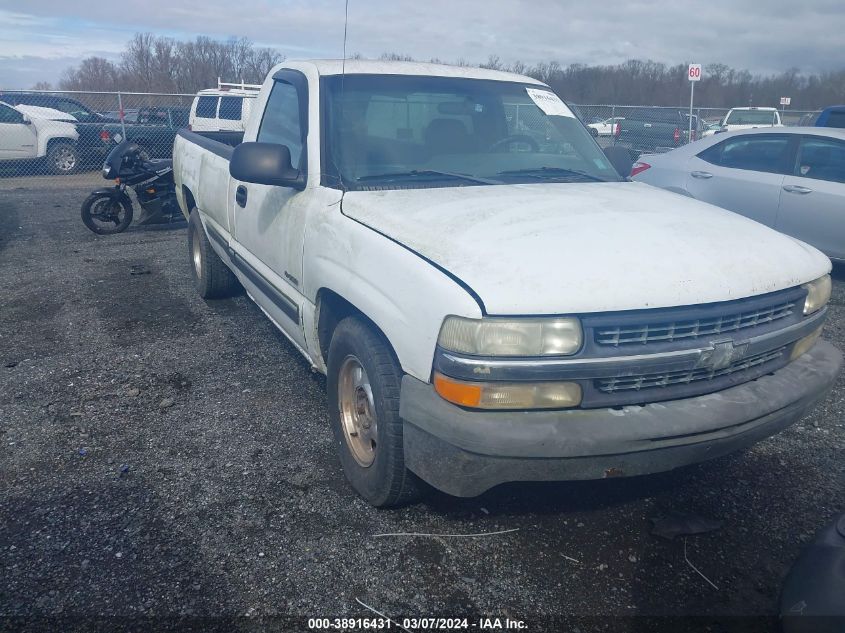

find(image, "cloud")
[0,0,843,88]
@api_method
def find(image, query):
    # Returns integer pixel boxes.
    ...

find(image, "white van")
[188,80,260,132]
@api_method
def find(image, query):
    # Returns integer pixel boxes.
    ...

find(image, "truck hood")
[342,182,830,315]
[28,116,78,140]
[15,105,77,122]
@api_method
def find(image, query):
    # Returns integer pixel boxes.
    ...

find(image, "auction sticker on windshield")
[525,87,575,118]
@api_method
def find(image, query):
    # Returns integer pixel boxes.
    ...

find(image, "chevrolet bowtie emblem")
[699,341,749,371]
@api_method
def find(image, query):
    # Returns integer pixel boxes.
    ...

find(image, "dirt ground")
[1,175,843,632]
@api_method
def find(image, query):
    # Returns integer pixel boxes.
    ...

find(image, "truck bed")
[177,129,244,156]
[173,129,244,229]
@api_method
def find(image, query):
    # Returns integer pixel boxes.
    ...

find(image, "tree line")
[47,34,845,109]
[54,34,284,94]
[478,56,845,110]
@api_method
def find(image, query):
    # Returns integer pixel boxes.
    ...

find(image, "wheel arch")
[44,135,77,158]
[180,185,197,219]
[315,288,400,374]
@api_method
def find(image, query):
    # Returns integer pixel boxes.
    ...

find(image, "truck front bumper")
[400,340,842,497]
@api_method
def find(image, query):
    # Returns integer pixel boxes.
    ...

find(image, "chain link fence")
[572,104,820,158]
[0,89,259,182]
[0,89,824,182]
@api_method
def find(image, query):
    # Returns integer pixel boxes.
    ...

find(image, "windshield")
[725,110,777,125]
[323,75,622,189]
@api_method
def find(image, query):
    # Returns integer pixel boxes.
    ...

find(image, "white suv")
[721,107,783,132]
[0,101,80,174]
[188,81,260,133]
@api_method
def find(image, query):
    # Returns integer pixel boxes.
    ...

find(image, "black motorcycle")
[81,141,182,235]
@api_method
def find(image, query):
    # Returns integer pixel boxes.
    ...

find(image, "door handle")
[235,185,248,207]
[783,184,813,194]
[690,171,713,179]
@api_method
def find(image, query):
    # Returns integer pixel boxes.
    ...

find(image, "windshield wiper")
[357,169,500,185]
[496,167,608,182]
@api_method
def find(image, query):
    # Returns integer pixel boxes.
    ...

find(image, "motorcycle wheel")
[80,193,134,235]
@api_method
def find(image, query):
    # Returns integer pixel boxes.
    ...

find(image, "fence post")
[118,91,127,138]
[611,104,616,145]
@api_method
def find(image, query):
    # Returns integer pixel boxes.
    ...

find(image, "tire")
[327,316,423,507]
[46,141,79,175]
[80,192,133,235]
[187,208,240,299]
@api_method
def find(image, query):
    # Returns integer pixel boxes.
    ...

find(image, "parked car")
[682,113,707,142]
[0,92,113,164]
[720,106,783,132]
[0,101,80,174]
[99,107,189,159]
[616,107,687,154]
[189,81,260,132]
[174,60,840,507]
[702,120,723,137]
[588,116,624,137]
[631,127,845,260]
[100,109,140,123]
[816,106,845,129]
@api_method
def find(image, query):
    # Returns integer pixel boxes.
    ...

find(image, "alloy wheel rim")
[54,148,76,172]
[338,355,377,467]
[90,198,125,228]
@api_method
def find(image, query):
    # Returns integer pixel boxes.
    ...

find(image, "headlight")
[803,275,831,315]
[433,372,582,409]
[438,316,582,356]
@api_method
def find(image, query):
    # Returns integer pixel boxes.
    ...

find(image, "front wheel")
[80,192,133,235]
[46,142,79,175]
[327,316,424,507]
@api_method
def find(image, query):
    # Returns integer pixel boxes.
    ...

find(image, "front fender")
[36,128,78,157]
[89,189,132,210]
[304,195,483,382]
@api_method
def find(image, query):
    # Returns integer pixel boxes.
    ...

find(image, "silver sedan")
[631,127,845,261]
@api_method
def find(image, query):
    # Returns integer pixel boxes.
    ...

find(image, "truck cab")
[721,106,784,132]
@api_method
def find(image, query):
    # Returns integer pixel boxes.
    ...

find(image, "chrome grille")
[595,301,796,347]
[596,346,787,394]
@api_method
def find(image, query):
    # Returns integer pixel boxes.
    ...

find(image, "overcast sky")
[1,0,843,88]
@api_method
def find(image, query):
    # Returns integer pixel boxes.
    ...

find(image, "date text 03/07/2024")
[307,617,528,630]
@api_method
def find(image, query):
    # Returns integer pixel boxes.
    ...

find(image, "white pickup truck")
[173,60,842,507]
[0,101,80,174]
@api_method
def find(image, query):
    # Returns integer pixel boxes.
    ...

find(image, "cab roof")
[273,59,546,85]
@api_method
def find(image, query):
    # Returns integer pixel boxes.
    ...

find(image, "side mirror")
[603,145,634,178]
[21,114,32,125]
[230,142,304,190]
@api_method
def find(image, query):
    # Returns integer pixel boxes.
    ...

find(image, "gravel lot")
[1,173,844,632]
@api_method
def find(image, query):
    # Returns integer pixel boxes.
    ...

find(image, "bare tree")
[59,57,120,91]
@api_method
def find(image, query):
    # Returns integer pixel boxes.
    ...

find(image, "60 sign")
[688,64,702,82]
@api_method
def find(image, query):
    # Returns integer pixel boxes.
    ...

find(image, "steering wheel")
[488,134,540,153]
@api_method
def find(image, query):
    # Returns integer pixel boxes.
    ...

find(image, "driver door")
[231,74,310,349]
[0,104,37,159]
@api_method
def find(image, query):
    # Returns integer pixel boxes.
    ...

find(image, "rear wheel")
[187,208,240,299]
[327,316,423,507]
[46,142,79,175]
[80,193,133,235]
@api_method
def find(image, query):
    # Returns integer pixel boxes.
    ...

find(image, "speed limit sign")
[688,64,702,81]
